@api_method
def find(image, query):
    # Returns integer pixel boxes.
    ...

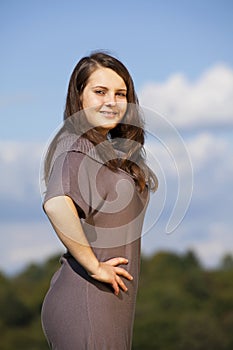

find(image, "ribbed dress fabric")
[41,137,148,350]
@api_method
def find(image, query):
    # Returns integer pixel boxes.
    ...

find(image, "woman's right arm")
[44,195,133,295]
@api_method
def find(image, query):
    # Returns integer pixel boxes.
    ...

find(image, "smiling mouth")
[100,111,118,118]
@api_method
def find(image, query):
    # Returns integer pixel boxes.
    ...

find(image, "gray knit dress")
[41,136,149,350]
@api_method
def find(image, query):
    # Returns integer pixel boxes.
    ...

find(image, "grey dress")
[41,137,149,350]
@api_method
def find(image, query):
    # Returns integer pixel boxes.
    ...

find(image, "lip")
[99,111,119,118]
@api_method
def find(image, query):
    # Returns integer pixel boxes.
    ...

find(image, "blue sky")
[1,0,233,274]
[1,0,233,140]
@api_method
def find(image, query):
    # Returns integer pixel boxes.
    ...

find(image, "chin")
[101,122,118,130]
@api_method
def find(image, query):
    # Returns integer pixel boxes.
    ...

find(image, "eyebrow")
[92,85,127,91]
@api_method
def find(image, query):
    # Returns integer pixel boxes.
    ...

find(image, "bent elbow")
[43,196,72,217]
[43,198,56,216]
[43,196,63,217]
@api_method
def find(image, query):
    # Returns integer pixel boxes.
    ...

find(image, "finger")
[112,279,119,296]
[106,257,128,266]
[115,267,133,281]
[116,275,128,292]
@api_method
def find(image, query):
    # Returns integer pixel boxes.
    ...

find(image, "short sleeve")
[44,151,91,219]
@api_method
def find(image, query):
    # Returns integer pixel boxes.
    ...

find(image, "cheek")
[79,93,84,109]
[81,90,92,110]
[82,94,102,110]
[120,103,128,117]
[81,94,90,110]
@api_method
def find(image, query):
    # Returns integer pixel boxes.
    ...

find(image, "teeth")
[101,111,117,115]
[101,111,116,113]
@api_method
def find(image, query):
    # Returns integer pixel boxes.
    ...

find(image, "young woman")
[41,51,157,349]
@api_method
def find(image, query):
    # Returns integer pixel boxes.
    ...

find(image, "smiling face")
[81,67,128,135]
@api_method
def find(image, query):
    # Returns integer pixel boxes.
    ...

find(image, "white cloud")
[0,141,45,200]
[145,130,233,221]
[186,132,233,206]
[139,64,233,128]
[0,127,233,273]
[1,219,232,275]
[142,220,233,269]
[192,222,233,267]
[186,131,232,172]
[154,128,232,179]
[142,130,233,268]
[0,221,63,275]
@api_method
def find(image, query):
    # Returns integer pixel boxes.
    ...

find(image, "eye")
[95,90,106,95]
[116,92,127,98]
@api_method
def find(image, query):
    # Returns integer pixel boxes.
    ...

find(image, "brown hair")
[44,51,158,192]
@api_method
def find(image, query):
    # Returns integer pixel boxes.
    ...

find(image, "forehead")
[87,67,127,89]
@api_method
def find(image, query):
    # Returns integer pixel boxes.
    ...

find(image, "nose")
[104,92,116,106]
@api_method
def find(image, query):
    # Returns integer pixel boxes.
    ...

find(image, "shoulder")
[52,136,96,167]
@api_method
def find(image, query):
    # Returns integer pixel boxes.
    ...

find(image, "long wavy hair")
[44,51,158,192]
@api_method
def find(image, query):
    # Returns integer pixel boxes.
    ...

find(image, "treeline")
[0,250,233,349]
